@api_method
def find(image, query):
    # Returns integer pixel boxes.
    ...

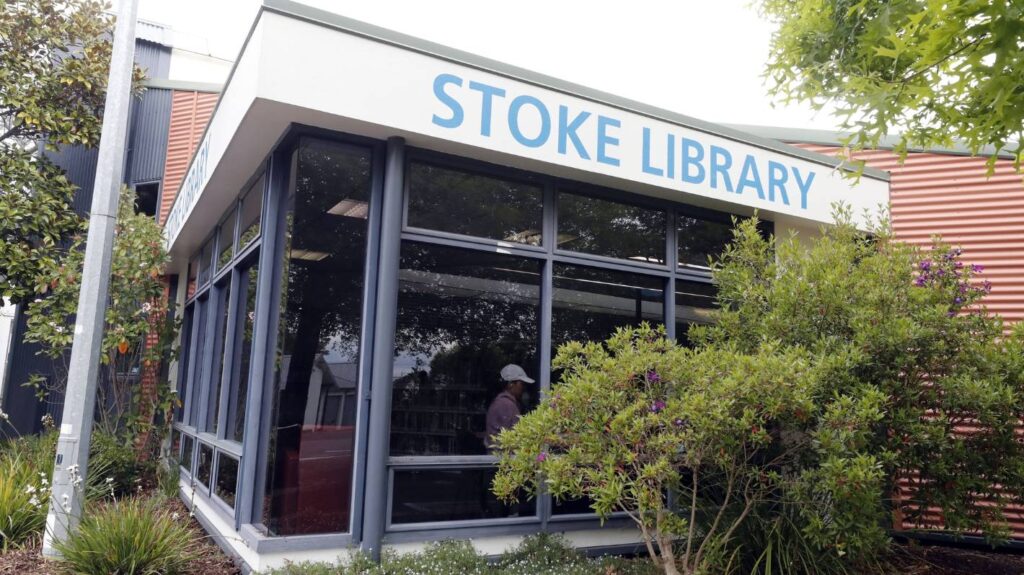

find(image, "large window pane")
[677,214,732,268]
[197,443,213,488]
[262,140,372,536]
[392,467,536,524]
[557,192,666,263]
[550,264,663,516]
[174,306,193,422]
[551,264,664,353]
[187,297,209,427]
[180,435,194,474]
[675,280,718,347]
[206,282,231,433]
[390,243,542,456]
[406,162,543,246]
[197,239,213,286]
[228,263,258,443]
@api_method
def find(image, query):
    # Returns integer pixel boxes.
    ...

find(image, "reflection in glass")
[217,208,236,271]
[215,454,239,509]
[675,280,718,347]
[262,140,372,536]
[390,243,541,457]
[187,297,209,427]
[170,430,181,463]
[391,467,536,524]
[677,214,732,268]
[557,192,666,263]
[174,306,193,422]
[197,443,213,487]
[550,264,663,515]
[180,435,194,474]
[406,162,544,245]
[187,256,198,298]
[197,240,213,286]
[239,176,263,249]
[206,283,231,433]
[228,263,258,443]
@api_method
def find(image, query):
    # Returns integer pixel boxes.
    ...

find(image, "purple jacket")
[485,391,521,450]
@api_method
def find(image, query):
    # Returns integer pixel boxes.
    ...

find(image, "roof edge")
[260,0,890,182]
[144,78,222,93]
[729,124,1017,161]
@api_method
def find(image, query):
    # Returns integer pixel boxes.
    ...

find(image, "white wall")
[0,299,15,405]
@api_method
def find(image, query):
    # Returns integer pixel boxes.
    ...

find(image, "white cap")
[500,364,535,384]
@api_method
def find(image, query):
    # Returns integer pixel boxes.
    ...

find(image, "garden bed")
[0,498,239,575]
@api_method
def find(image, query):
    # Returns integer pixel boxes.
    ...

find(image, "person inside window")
[485,364,534,452]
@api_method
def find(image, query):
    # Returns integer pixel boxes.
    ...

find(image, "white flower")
[0,409,8,422]
[29,495,39,507]
[171,512,181,521]
[54,326,64,334]
[25,485,36,495]
[106,477,114,484]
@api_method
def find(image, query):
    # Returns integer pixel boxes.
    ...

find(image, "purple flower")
[647,370,661,383]
[536,452,548,462]
[955,247,963,256]
[937,269,946,277]
[955,261,964,269]
[983,280,993,292]
[947,311,957,318]
[674,418,685,427]
[650,400,666,414]
[954,296,963,305]
[919,260,932,272]
[914,276,927,287]
[971,264,985,273]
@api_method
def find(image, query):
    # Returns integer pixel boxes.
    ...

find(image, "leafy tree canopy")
[760,0,1024,170]
[0,0,144,303]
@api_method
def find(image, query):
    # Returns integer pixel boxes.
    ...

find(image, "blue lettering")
[431,73,464,128]
[737,155,766,200]
[768,161,790,205]
[558,105,591,159]
[468,81,506,137]
[642,127,663,176]
[792,168,815,210]
[596,116,621,166]
[666,134,675,179]
[508,95,551,148]
[680,138,705,184]
[709,146,734,192]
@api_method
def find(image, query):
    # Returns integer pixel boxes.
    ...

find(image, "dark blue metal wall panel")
[135,40,170,80]
[0,311,63,436]
[127,87,172,185]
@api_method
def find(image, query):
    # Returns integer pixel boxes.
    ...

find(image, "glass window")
[677,214,732,268]
[390,242,542,456]
[557,192,666,263]
[197,444,213,488]
[216,208,236,271]
[228,263,258,443]
[239,176,263,249]
[206,282,232,433]
[391,467,536,524]
[170,430,182,463]
[262,140,372,536]
[197,239,213,286]
[187,256,198,298]
[675,280,718,347]
[174,306,193,422]
[187,297,210,427]
[406,162,543,246]
[551,264,665,354]
[549,264,664,516]
[215,454,239,509]
[180,435,194,474]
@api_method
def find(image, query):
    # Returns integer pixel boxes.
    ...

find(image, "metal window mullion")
[237,153,286,529]
[538,182,556,529]
[665,210,678,340]
[361,137,405,558]
[350,139,387,545]
[181,302,203,428]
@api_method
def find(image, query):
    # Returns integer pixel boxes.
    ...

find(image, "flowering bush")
[492,324,837,575]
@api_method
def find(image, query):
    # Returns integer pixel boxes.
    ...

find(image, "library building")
[163,1,889,571]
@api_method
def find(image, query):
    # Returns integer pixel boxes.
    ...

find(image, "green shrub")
[0,453,49,550]
[88,431,147,498]
[55,496,198,575]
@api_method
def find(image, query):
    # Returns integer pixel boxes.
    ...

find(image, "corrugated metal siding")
[792,144,1024,326]
[134,40,170,80]
[127,87,172,185]
[0,311,64,436]
[158,91,218,226]
[43,144,98,216]
[792,142,1024,540]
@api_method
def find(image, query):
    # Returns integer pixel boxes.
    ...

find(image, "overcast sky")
[134,0,842,131]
